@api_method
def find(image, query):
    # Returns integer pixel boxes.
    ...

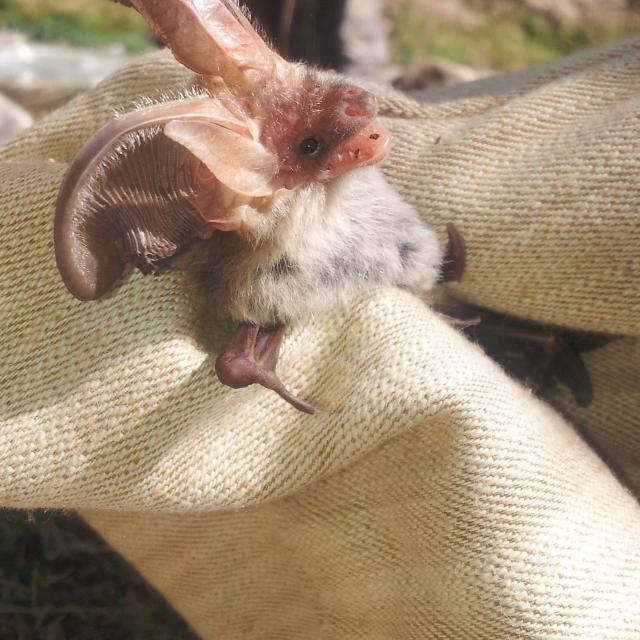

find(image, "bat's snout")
[322,84,378,133]
[321,123,391,179]
[343,87,377,119]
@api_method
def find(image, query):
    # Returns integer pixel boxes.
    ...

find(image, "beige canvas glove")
[1,39,639,639]
[381,38,640,336]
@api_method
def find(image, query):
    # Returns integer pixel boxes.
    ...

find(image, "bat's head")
[124,0,390,185]
[260,71,390,190]
[54,0,390,300]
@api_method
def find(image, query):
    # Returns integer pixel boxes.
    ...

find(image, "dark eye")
[298,137,322,157]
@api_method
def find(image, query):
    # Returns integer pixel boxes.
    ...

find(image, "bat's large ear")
[54,98,273,301]
[126,0,284,83]
[164,121,278,197]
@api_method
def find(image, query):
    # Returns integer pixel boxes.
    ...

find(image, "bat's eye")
[298,137,322,157]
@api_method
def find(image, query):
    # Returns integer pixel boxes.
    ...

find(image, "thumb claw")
[215,324,316,414]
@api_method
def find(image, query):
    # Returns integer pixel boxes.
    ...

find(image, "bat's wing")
[124,0,285,84]
[54,98,277,301]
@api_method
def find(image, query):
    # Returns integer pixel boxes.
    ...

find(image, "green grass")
[390,0,640,69]
[0,0,154,51]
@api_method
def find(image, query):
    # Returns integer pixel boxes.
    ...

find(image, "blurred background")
[1,0,640,140]
[0,0,638,638]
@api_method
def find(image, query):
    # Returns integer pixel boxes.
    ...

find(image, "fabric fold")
[1,39,639,640]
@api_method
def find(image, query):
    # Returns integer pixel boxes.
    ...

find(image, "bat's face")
[54,0,391,301]
[261,74,390,190]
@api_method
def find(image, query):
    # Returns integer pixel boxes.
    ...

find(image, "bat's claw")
[439,313,481,330]
[440,222,466,283]
[215,324,316,415]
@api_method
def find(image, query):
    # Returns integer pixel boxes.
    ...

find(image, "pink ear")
[128,0,283,82]
[164,120,278,196]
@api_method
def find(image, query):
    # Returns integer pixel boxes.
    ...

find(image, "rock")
[392,57,490,92]
[0,91,33,145]
[343,0,391,77]
[0,31,135,117]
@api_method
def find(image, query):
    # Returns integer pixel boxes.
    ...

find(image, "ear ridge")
[164,120,278,197]
[54,98,251,301]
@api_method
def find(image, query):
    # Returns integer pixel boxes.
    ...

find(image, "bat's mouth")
[322,123,391,178]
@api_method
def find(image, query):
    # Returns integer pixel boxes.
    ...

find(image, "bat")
[54,0,460,414]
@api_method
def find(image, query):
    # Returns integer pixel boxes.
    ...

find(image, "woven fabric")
[1,40,639,639]
[381,38,640,335]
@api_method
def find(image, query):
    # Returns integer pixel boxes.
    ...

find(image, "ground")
[0,510,197,639]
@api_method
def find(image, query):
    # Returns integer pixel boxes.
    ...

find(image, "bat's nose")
[342,86,377,119]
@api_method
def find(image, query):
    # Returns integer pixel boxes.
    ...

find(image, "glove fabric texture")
[0,39,639,639]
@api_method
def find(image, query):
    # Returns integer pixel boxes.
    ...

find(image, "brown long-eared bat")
[54,0,458,413]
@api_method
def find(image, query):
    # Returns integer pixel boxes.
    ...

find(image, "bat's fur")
[207,166,442,325]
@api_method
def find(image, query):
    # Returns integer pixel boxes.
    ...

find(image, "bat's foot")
[439,313,481,330]
[462,309,613,406]
[215,324,316,415]
[440,222,466,283]
[434,226,606,406]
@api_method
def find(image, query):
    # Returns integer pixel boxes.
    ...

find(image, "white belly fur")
[207,166,443,325]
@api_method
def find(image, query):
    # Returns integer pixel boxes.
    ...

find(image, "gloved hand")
[1,41,639,639]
